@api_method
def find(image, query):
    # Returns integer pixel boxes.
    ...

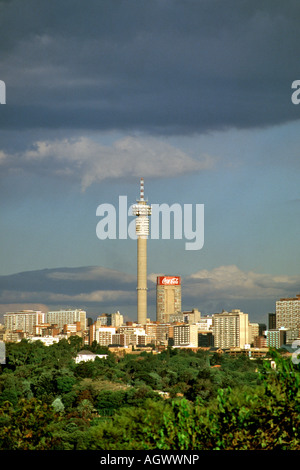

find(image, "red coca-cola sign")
[157,276,181,286]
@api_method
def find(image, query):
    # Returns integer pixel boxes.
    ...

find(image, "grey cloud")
[0,1,299,134]
[0,135,214,188]
[0,266,136,298]
[0,266,146,320]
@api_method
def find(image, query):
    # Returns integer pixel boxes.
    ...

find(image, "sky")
[0,0,300,324]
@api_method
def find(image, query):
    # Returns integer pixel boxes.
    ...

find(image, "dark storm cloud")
[0,266,137,296]
[0,0,300,134]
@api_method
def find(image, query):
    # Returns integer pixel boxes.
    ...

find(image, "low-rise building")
[75,350,107,363]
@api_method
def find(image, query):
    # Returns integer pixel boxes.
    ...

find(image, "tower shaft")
[132,178,151,325]
[137,237,148,324]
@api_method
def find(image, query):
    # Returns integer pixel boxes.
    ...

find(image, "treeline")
[0,338,299,450]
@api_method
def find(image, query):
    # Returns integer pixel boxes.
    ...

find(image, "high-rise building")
[132,178,151,325]
[212,309,249,349]
[156,275,181,322]
[4,310,45,335]
[45,309,87,331]
[276,295,300,330]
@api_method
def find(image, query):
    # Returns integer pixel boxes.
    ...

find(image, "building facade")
[268,313,276,330]
[45,309,87,331]
[4,310,45,335]
[266,328,286,348]
[96,311,124,328]
[249,322,259,345]
[173,324,198,348]
[212,309,249,349]
[95,327,116,346]
[276,295,300,330]
[156,275,181,322]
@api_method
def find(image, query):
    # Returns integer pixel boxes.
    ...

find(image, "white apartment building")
[29,336,60,346]
[212,309,249,349]
[4,310,45,335]
[45,309,87,331]
[173,324,198,348]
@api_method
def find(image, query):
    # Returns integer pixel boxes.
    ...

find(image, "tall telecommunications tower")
[132,178,152,325]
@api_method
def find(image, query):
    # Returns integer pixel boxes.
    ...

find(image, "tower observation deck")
[132,178,151,325]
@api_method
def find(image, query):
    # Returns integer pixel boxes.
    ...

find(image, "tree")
[0,398,60,450]
[151,352,300,450]
[52,397,65,413]
[83,399,169,450]
[68,335,84,353]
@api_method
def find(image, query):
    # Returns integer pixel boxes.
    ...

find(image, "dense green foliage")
[0,339,299,450]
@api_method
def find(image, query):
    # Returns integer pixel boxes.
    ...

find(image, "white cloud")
[185,265,300,301]
[0,135,215,190]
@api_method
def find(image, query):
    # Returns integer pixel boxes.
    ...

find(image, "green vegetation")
[0,339,299,450]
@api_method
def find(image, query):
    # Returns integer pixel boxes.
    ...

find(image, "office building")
[156,275,181,322]
[212,309,249,349]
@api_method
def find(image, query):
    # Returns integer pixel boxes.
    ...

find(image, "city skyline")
[0,2,300,324]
